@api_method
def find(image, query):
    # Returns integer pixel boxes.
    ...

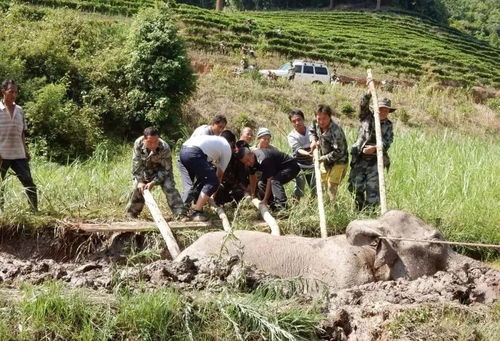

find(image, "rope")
[379,236,500,249]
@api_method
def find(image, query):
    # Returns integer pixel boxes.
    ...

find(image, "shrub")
[340,101,355,118]
[25,82,102,161]
[125,6,196,139]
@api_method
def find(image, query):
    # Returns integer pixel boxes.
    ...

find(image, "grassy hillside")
[2,1,499,87]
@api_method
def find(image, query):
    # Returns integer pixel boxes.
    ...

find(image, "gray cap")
[256,127,272,139]
[378,98,396,112]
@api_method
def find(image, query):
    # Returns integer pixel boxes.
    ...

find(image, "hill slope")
[1,1,499,87]
[176,5,499,87]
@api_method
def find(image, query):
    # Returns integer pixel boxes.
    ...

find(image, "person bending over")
[126,127,186,219]
[179,115,227,202]
[180,132,234,221]
[236,146,299,211]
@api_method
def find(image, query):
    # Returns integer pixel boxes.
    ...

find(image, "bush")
[25,82,101,161]
[340,102,355,118]
[125,6,196,139]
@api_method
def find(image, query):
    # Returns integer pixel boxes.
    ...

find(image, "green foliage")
[339,101,355,118]
[175,4,499,87]
[0,5,195,161]
[485,97,500,115]
[387,304,500,340]
[125,6,196,136]
[0,282,322,340]
[441,0,500,48]
[25,82,101,161]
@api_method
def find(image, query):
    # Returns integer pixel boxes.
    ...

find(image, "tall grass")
[1,126,497,258]
[0,281,322,340]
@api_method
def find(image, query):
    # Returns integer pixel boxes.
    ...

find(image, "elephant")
[176,210,468,289]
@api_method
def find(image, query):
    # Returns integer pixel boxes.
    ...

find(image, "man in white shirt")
[179,131,234,221]
[178,115,227,202]
[0,79,37,211]
[287,110,315,198]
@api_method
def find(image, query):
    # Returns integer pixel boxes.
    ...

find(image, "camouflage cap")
[378,98,396,112]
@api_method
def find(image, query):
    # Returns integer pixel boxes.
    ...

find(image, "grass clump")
[0,281,324,340]
[387,303,500,340]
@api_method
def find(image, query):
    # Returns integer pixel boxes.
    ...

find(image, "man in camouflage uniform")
[310,104,349,201]
[348,93,395,211]
[127,127,186,219]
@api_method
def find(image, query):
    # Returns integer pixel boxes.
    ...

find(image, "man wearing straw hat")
[348,92,395,211]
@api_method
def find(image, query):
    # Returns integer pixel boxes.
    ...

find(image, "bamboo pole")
[313,148,328,238]
[208,198,232,232]
[366,69,388,215]
[251,198,280,236]
[143,190,180,258]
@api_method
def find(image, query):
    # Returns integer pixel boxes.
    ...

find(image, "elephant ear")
[346,219,383,246]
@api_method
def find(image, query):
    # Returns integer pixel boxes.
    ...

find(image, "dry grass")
[186,50,499,136]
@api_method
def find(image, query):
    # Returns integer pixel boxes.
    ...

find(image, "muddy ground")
[0,228,498,340]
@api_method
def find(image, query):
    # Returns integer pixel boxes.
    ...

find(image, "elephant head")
[346,210,449,281]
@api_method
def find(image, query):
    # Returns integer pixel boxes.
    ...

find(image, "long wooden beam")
[366,69,387,215]
[251,198,280,236]
[208,198,232,232]
[143,189,180,258]
[313,148,328,238]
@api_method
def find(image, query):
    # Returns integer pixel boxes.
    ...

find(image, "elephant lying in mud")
[176,210,466,289]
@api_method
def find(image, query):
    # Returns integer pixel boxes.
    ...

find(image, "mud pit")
[1,228,498,340]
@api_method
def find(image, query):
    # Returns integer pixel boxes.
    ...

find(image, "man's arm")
[359,92,372,120]
[262,177,273,205]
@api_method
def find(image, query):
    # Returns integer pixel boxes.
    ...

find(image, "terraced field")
[176,5,500,87]
[2,1,499,86]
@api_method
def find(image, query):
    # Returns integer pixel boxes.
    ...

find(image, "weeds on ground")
[0,280,323,340]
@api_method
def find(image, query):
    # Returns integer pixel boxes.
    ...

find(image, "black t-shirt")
[253,149,297,181]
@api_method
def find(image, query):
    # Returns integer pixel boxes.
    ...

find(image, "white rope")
[379,236,500,249]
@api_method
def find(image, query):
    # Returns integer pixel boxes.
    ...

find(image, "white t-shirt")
[190,124,213,138]
[183,135,232,171]
[287,126,311,152]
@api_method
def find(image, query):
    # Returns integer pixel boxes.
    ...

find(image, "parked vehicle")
[259,60,331,84]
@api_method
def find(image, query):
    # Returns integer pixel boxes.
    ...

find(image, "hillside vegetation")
[2,1,499,87]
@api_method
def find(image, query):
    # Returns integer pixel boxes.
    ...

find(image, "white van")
[259,60,331,84]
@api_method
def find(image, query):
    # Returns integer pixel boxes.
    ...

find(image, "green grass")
[0,281,322,340]
[386,303,500,340]
[174,5,500,87]
[1,125,498,259]
[2,2,498,86]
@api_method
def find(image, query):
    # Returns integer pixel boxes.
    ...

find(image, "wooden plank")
[77,221,221,233]
[143,189,180,258]
[313,148,328,238]
[367,69,387,215]
[251,198,280,236]
[208,198,232,232]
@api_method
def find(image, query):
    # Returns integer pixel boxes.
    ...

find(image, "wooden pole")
[143,190,180,258]
[366,69,388,215]
[208,198,232,232]
[251,198,280,236]
[313,148,328,238]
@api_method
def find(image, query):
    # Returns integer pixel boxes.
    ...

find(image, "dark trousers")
[179,146,219,204]
[258,164,300,210]
[0,158,37,211]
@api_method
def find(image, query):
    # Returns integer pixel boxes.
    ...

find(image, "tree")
[377,0,381,10]
[216,0,224,11]
[126,6,196,139]
[329,0,334,10]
